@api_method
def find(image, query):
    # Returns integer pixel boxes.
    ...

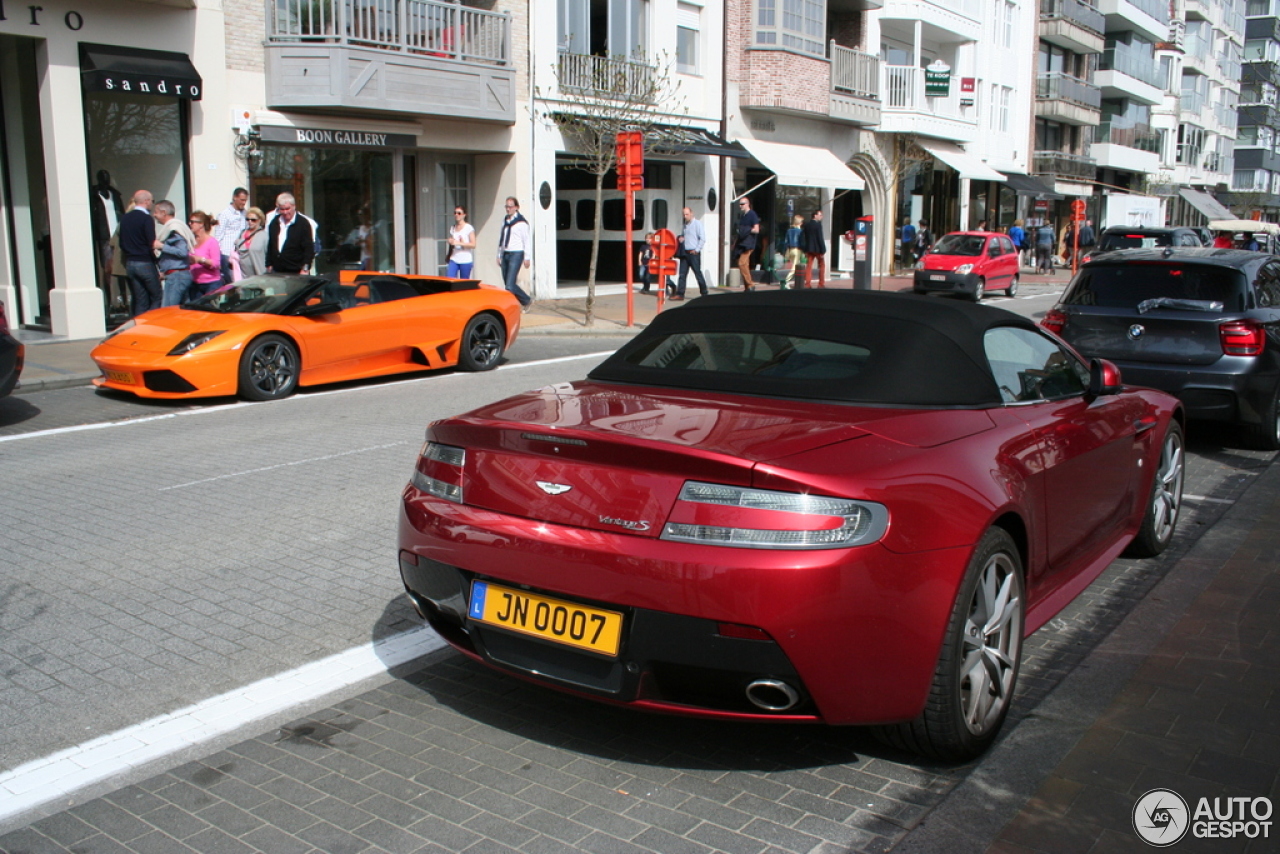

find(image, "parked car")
[1081,226,1206,265]
[399,290,1185,761]
[913,231,1020,300]
[91,271,521,401]
[1043,247,1280,448]
[0,301,24,398]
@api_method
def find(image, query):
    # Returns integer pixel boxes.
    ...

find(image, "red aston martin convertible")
[397,290,1185,760]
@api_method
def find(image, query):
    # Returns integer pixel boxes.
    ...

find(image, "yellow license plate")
[104,370,135,384]
[468,581,623,656]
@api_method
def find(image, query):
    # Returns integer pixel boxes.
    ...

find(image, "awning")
[650,124,749,158]
[1180,188,1233,220]
[79,43,202,100]
[738,139,865,190]
[1000,172,1064,199]
[916,139,1005,182]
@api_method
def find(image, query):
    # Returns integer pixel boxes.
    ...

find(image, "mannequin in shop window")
[91,171,126,312]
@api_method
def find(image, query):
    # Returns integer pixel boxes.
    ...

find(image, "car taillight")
[660,481,888,550]
[410,441,466,503]
[1042,309,1068,335]
[1220,320,1265,356]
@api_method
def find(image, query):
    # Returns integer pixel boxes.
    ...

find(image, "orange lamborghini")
[91,271,522,401]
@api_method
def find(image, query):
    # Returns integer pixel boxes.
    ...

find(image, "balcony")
[1245,59,1280,85]
[1182,90,1207,118]
[557,53,659,103]
[264,0,515,122]
[1237,148,1280,171]
[1095,0,1170,42]
[739,42,881,126]
[1036,72,1103,124]
[877,64,978,141]
[1096,45,1164,104]
[1039,0,1106,54]
[1242,103,1280,126]
[1034,149,1098,181]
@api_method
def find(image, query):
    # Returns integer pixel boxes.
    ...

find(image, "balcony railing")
[1034,149,1097,180]
[1216,102,1239,131]
[1182,90,1206,115]
[1123,0,1171,23]
[1099,45,1163,88]
[830,43,880,101]
[1039,0,1105,35]
[1096,121,1160,151]
[1036,71,1103,108]
[881,65,971,119]
[557,52,659,103]
[267,0,512,65]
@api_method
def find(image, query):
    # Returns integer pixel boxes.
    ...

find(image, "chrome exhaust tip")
[745,678,800,712]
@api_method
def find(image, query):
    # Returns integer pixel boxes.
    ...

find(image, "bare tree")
[536,51,687,325]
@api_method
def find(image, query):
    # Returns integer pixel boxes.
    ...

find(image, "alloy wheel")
[958,550,1022,736]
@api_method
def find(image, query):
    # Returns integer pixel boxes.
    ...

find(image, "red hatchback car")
[914,231,1021,300]
[398,291,1184,760]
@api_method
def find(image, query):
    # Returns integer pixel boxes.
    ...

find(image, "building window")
[998,86,1011,133]
[755,0,825,57]
[677,3,700,74]
[1001,1,1015,49]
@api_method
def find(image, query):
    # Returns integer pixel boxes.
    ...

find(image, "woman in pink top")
[187,211,223,297]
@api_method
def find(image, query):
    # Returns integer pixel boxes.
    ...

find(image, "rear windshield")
[621,332,870,381]
[1097,233,1173,251]
[932,234,985,256]
[1065,263,1247,311]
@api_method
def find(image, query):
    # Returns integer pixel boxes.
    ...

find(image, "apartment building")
[1232,0,1280,218]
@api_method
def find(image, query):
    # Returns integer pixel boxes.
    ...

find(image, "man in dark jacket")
[118,189,162,316]
[266,193,315,274]
[802,209,828,288]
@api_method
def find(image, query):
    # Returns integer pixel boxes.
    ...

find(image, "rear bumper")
[0,334,22,397]
[398,485,972,725]
[1115,359,1278,425]
[913,270,979,296]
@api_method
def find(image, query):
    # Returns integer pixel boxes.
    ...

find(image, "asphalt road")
[2,288,1271,849]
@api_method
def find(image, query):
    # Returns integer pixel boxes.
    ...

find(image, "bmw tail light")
[410,442,466,503]
[661,482,888,550]
[1220,320,1265,356]
[1041,309,1068,335]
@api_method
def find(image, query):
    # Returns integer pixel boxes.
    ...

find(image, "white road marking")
[0,627,448,824]
[0,352,618,445]
[159,442,413,491]
[1183,494,1236,505]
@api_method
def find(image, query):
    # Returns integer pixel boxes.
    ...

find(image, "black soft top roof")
[1082,247,1266,270]
[589,290,1040,407]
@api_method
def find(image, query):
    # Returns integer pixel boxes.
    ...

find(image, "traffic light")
[616,131,644,192]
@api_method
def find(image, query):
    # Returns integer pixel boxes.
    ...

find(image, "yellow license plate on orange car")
[468,581,623,656]
[104,370,134,384]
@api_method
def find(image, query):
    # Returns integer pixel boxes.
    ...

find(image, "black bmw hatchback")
[1044,248,1280,448]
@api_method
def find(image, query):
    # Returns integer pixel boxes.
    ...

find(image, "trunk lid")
[1062,306,1230,366]
[429,383,991,537]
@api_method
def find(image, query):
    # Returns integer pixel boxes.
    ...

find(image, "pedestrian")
[734,196,760,291]
[1213,230,1234,248]
[1078,218,1096,251]
[153,200,196,307]
[237,207,268,278]
[1008,219,1026,268]
[899,218,917,271]
[802,208,827,288]
[976,219,989,232]
[119,190,162,316]
[212,187,248,284]
[675,206,707,299]
[782,214,804,289]
[498,197,533,309]
[187,210,223,298]
[447,204,476,278]
[1035,219,1056,275]
[266,193,315,274]
[638,232,655,294]
[914,219,933,264]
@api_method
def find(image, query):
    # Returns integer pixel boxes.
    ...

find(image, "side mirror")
[1087,358,1123,398]
[296,301,342,317]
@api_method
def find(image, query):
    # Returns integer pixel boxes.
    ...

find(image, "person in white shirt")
[497,197,532,308]
[212,188,248,284]
[447,205,477,278]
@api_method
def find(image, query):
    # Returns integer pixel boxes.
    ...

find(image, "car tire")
[875,527,1024,761]
[1124,422,1185,557]
[238,334,299,401]
[1006,275,1019,297]
[971,278,985,302]
[1247,383,1280,451]
[458,313,506,372]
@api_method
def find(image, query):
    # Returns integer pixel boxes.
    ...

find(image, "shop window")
[577,199,596,231]
[652,199,669,231]
[557,199,572,230]
[602,198,644,231]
